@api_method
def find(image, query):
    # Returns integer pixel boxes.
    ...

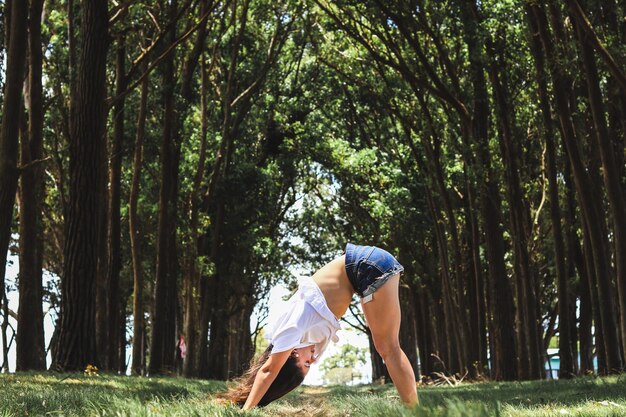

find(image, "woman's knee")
[374,338,402,360]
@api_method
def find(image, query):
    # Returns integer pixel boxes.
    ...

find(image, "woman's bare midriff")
[311,255,354,319]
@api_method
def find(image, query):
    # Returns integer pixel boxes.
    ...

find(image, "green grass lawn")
[1,373,625,416]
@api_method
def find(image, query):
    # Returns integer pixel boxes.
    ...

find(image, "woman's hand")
[241,349,292,410]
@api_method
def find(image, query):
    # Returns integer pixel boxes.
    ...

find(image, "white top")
[265,276,341,359]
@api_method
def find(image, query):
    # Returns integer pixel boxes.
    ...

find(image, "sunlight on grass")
[1,374,625,416]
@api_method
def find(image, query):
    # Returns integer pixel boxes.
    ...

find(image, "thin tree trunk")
[130,60,149,376]
[400,117,464,374]
[463,172,488,376]
[484,38,538,379]
[117,293,128,373]
[571,9,626,362]
[106,35,127,372]
[525,7,575,377]
[2,290,10,372]
[455,0,517,380]
[16,0,46,372]
[0,2,28,369]
[95,119,109,369]
[202,0,250,379]
[488,49,543,380]
[149,0,179,375]
[52,0,109,371]
[182,56,209,377]
[581,212,607,373]
[574,234,594,373]
[410,96,471,375]
[425,190,462,373]
[533,2,623,373]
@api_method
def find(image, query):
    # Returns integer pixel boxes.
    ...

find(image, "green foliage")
[322,367,359,385]
[320,343,367,372]
[320,343,367,385]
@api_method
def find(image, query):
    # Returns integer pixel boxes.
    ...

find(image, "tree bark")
[526,7,575,377]
[130,59,149,376]
[182,55,209,377]
[52,0,109,371]
[105,35,127,372]
[463,173,488,376]
[0,2,28,366]
[16,0,46,372]
[451,0,517,380]
[488,44,543,380]
[571,7,626,362]
[149,0,180,375]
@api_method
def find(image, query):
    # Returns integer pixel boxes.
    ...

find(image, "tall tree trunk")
[177,0,214,375]
[130,60,149,376]
[463,173,488,376]
[52,0,109,371]
[202,0,250,379]
[149,0,179,374]
[424,190,462,373]
[404,99,470,375]
[182,56,209,378]
[571,6,626,361]
[488,47,543,380]
[95,149,109,368]
[106,35,127,372]
[0,2,28,370]
[16,0,46,371]
[525,7,575,377]
[455,0,517,380]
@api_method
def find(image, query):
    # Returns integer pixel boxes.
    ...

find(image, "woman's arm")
[241,349,292,410]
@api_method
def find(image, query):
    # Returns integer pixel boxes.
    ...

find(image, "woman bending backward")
[221,243,418,409]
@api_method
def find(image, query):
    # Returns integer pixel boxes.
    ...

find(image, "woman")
[222,243,418,409]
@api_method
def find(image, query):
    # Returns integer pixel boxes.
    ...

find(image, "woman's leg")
[361,274,418,406]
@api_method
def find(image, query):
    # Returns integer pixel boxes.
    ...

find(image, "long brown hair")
[219,345,305,407]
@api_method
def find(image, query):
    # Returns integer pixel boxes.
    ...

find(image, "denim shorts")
[344,243,404,298]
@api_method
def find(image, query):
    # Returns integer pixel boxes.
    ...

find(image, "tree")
[149,0,180,376]
[0,0,29,371]
[320,343,367,385]
[52,0,109,371]
[16,0,46,371]
[129,58,149,376]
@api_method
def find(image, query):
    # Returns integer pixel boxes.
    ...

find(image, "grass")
[1,373,625,416]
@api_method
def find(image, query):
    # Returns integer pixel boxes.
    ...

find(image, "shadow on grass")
[417,376,626,408]
[0,372,227,416]
[307,375,626,412]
